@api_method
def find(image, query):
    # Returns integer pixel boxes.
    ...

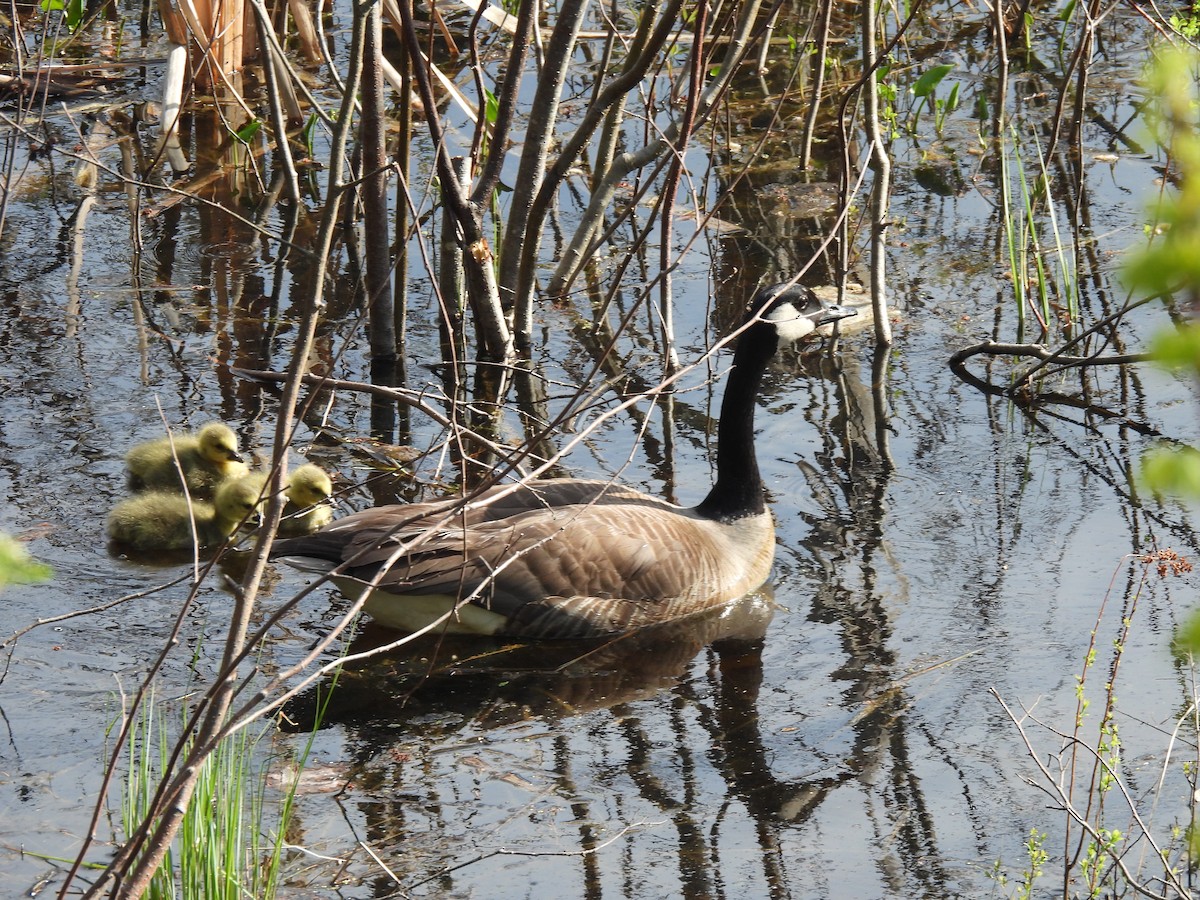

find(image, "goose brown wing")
[339,504,676,604]
[275,479,673,565]
[338,501,765,620]
[270,482,772,638]
[464,479,671,521]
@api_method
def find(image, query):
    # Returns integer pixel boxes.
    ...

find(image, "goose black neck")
[696,323,777,521]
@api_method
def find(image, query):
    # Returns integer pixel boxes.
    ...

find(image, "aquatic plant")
[988,50,1200,899]
[994,550,1195,898]
[118,682,333,899]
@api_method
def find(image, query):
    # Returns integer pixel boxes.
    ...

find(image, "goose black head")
[745,283,859,346]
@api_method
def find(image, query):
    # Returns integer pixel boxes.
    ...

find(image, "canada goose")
[126,422,249,498]
[271,284,857,639]
[107,475,265,552]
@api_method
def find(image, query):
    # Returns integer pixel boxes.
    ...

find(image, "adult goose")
[126,422,249,499]
[272,285,856,639]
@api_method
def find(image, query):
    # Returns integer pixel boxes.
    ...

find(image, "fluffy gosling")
[240,464,335,536]
[280,464,335,536]
[107,476,265,552]
[126,422,249,499]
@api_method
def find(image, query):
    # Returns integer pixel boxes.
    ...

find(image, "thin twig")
[992,690,1187,900]
[0,572,192,678]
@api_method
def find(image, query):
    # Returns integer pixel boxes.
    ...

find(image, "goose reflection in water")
[276,581,917,897]
[281,587,778,733]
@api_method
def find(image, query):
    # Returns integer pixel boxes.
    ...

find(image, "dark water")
[3,3,1199,898]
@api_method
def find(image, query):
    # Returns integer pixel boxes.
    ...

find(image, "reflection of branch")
[524,0,687,304]
[402,820,666,890]
[230,367,521,462]
[542,0,763,304]
[949,341,1158,435]
[860,0,892,347]
[393,0,513,363]
[952,293,1163,395]
[0,109,308,255]
[950,340,1150,389]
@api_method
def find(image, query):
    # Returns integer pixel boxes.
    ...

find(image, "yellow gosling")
[107,476,265,552]
[125,422,249,499]
[280,464,335,536]
[239,465,335,536]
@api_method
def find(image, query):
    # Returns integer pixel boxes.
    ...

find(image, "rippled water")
[3,3,1199,898]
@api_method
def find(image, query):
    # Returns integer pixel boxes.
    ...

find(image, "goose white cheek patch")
[765,301,817,341]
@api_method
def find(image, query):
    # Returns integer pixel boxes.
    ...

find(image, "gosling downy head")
[196,423,244,466]
[280,464,335,536]
[213,475,267,532]
[271,283,857,639]
[231,466,335,536]
[287,464,334,509]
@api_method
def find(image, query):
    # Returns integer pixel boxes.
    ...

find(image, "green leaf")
[1149,325,1200,373]
[1174,609,1200,658]
[40,0,82,29]
[484,87,499,125]
[912,64,954,97]
[946,82,961,112]
[302,112,319,156]
[1140,444,1200,496]
[0,535,51,591]
[232,119,262,144]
